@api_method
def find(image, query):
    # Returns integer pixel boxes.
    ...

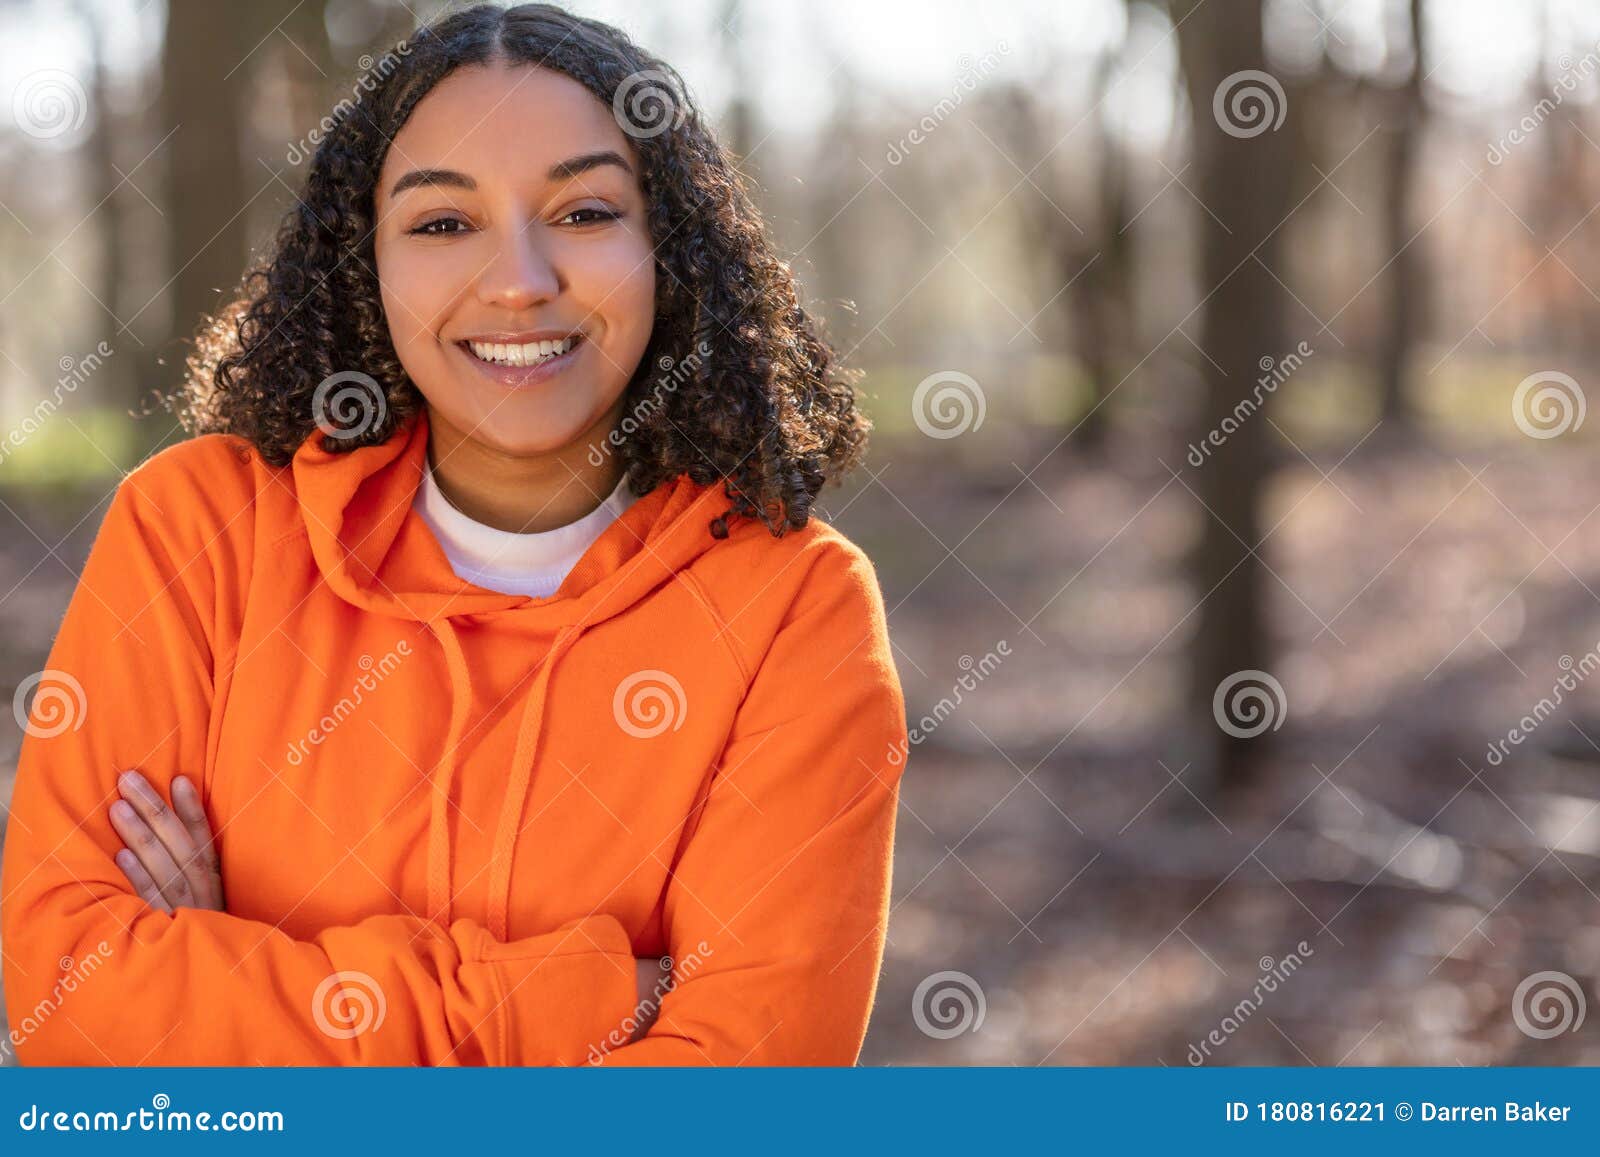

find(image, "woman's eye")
[409,217,467,236]
[562,207,622,226]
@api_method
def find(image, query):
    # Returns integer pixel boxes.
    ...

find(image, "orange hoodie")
[0,406,908,1066]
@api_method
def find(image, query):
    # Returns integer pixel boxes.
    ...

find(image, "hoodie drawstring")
[423,617,582,941]
[425,616,473,929]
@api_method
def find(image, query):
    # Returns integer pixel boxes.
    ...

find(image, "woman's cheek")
[594,240,657,367]
[378,253,455,375]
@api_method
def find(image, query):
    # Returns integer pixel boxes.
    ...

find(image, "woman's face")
[373,63,657,458]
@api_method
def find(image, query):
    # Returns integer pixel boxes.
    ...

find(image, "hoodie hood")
[290,406,732,939]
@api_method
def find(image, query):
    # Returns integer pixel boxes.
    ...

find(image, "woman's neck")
[423,397,628,533]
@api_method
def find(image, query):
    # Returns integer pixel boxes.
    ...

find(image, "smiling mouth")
[457,334,584,368]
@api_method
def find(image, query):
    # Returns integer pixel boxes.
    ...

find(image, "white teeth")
[466,336,577,366]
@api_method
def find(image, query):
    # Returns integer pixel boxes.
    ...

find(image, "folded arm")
[0,463,639,1065]
[590,540,910,1066]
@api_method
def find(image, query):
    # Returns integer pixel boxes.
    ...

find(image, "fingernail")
[174,775,194,796]
[114,849,134,870]
[111,801,135,822]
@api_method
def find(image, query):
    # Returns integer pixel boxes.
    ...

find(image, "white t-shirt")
[413,463,639,599]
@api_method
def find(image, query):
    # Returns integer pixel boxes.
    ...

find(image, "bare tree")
[1171,0,1296,791]
[1376,0,1428,426]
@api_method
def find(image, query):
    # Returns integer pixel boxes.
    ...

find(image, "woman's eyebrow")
[388,151,634,199]
[389,167,476,197]
[546,149,634,182]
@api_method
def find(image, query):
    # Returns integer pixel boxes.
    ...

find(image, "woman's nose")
[473,223,561,310]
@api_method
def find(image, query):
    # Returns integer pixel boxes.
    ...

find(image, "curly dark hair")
[167,1,869,539]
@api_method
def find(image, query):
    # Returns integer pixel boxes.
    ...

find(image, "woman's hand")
[108,770,224,913]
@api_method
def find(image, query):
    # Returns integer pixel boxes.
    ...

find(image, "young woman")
[0,3,907,1066]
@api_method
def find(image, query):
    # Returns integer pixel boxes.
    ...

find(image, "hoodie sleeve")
[591,537,910,1065]
[0,454,638,1066]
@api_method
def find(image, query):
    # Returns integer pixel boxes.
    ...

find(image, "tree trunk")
[1172,0,1296,792]
[1376,0,1426,426]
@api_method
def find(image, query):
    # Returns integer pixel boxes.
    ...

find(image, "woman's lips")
[453,334,585,388]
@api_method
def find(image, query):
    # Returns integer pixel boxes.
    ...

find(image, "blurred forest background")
[5,0,1600,1065]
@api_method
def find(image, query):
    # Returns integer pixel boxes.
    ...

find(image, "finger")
[117,771,206,907]
[171,775,223,909]
[109,798,194,909]
[114,846,174,914]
